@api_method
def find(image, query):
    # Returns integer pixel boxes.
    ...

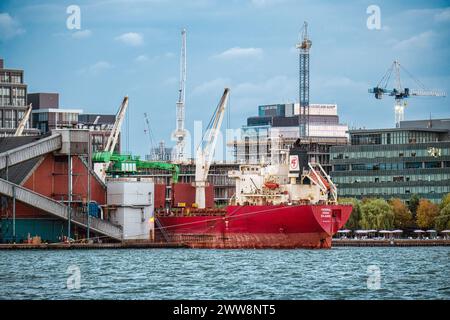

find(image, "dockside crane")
[94,96,129,181]
[172,29,188,162]
[369,60,446,127]
[194,88,230,209]
[14,104,32,136]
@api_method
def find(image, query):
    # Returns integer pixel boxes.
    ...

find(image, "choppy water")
[0,247,449,300]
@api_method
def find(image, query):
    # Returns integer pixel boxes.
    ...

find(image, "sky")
[1,0,450,158]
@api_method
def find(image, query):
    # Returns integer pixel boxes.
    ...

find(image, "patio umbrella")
[414,230,425,233]
[392,230,403,233]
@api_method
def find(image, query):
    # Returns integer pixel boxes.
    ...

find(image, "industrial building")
[0,59,39,136]
[30,92,119,152]
[330,119,450,202]
[229,103,349,172]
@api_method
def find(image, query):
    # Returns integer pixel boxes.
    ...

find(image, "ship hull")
[157,204,352,249]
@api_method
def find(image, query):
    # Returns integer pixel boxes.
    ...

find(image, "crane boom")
[194,88,230,208]
[105,96,129,153]
[172,29,188,162]
[14,104,32,136]
[369,60,446,127]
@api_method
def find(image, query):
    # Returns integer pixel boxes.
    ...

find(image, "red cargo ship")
[156,144,352,249]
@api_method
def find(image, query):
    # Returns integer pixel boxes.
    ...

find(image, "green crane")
[92,151,180,183]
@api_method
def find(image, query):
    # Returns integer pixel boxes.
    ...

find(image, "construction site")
[0,22,448,247]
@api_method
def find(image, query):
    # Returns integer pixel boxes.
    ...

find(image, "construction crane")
[194,88,230,208]
[369,60,446,127]
[14,104,32,136]
[296,21,312,138]
[172,28,188,163]
[94,96,129,181]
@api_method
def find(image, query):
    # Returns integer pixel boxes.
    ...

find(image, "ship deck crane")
[369,60,446,127]
[172,29,188,162]
[194,88,230,209]
[14,104,32,136]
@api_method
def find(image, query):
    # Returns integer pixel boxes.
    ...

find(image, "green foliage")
[435,204,450,231]
[408,194,420,219]
[360,198,394,230]
[339,198,361,230]
[440,193,450,210]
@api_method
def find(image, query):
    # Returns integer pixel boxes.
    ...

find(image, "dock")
[332,239,450,247]
[0,242,188,250]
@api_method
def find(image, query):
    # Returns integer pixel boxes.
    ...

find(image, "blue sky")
[1,0,449,158]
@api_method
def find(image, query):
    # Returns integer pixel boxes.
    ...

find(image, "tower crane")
[296,21,312,138]
[369,60,446,127]
[172,29,188,162]
[14,104,32,136]
[94,96,129,181]
[194,88,230,209]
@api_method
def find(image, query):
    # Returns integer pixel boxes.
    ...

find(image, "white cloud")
[135,54,149,62]
[394,31,434,50]
[251,0,286,8]
[214,47,263,60]
[115,32,144,46]
[435,7,450,22]
[78,61,113,75]
[0,13,25,41]
[71,29,92,39]
[193,78,232,96]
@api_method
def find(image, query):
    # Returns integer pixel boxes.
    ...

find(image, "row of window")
[0,72,23,84]
[332,147,450,160]
[350,131,440,145]
[334,161,450,171]
[333,173,450,184]
[339,185,450,196]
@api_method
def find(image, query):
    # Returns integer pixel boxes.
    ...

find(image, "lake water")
[0,247,449,300]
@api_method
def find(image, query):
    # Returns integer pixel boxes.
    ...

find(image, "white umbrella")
[392,230,403,233]
[337,229,351,233]
[426,230,437,233]
[355,230,368,234]
[379,230,391,234]
[441,230,450,234]
[414,230,425,233]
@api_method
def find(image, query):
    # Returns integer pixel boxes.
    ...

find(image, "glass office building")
[330,119,450,203]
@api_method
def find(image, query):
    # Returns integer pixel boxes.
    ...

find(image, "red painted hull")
[157,204,352,249]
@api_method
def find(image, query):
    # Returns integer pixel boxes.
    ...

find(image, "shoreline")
[0,239,449,250]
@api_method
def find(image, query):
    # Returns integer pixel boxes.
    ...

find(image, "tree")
[434,194,450,231]
[340,198,361,230]
[360,198,394,230]
[408,194,420,219]
[439,193,450,209]
[416,199,439,229]
[390,198,413,229]
[435,204,450,231]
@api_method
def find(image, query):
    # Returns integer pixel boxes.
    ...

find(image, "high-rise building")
[330,119,450,203]
[230,103,349,172]
[0,58,39,136]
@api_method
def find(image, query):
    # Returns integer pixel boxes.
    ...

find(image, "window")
[424,161,441,169]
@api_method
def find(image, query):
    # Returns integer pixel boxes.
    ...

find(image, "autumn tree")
[360,198,394,230]
[390,198,413,229]
[416,199,439,229]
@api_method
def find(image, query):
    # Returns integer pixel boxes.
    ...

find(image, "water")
[0,247,448,300]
